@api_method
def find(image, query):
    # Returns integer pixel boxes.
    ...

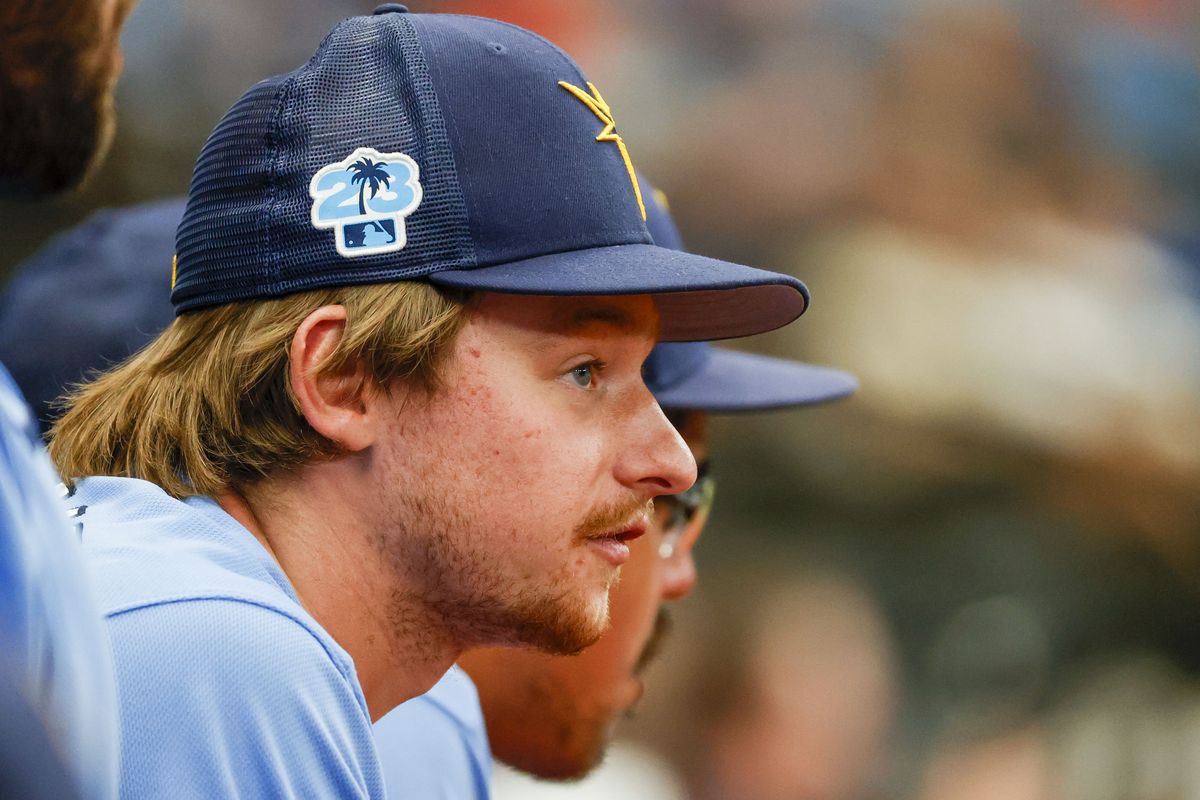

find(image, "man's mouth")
[586,515,649,566]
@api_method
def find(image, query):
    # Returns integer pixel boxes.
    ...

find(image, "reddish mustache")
[575,499,653,540]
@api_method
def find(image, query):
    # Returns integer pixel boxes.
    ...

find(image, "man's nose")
[615,399,697,500]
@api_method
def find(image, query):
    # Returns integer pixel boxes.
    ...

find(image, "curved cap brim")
[427,243,808,341]
[653,348,857,411]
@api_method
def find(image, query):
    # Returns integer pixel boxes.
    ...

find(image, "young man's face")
[460,411,711,779]
[370,292,696,656]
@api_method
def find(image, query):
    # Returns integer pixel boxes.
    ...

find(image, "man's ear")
[289,305,377,452]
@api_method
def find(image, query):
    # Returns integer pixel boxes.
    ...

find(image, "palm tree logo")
[309,146,423,258]
[349,156,392,216]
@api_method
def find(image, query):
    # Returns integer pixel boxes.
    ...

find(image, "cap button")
[373,4,409,14]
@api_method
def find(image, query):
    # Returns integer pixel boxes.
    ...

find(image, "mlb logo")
[309,147,423,257]
[344,219,398,250]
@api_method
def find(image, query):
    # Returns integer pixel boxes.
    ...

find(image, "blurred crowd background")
[2,0,1199,798]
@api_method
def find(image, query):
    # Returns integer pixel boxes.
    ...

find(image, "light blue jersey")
[70,476,385,799]
[0,364,118,799]
[375,665,493,799]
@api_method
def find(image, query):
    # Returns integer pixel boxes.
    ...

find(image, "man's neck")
[216,472,460,721]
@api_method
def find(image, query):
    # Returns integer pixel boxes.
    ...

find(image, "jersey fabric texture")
[0,363,119,800]
[374,664,493,799]
[70,476,385,799]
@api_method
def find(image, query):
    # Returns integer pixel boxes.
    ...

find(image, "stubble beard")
[380,484,615,657]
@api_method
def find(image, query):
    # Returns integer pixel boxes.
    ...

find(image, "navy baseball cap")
[171,6,808,341]
[643,343,856,411]
[639,177,856,410]
[0,198,182,431]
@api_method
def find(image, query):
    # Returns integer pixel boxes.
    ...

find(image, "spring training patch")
[309,147,423,258]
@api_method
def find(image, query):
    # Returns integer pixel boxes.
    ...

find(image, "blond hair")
[49,281,469,498]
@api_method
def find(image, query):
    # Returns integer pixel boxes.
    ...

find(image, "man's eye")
[568,364,594,389]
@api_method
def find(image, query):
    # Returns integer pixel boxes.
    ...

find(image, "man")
[371,183,855,797]
[0,175,848,800]
[0,370,117,800]
[47,8,809,797]
[471,194,856,785]
[0,0,137,195]
[442,341,853,794]
[3,186,848,800]
[0,1,138,797]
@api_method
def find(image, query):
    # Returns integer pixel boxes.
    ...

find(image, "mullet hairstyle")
[49,282,469,498]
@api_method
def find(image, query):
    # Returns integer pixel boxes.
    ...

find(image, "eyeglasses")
[657,462,715,560]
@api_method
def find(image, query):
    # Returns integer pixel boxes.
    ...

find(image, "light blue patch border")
[308,147,423,258]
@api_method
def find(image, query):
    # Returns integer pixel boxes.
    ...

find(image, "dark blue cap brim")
[427,243,808,342]
[653,348,857,411]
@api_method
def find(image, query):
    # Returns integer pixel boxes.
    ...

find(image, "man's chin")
[519,721,618,782]
[496,592,611,656]
[535,606,610,656]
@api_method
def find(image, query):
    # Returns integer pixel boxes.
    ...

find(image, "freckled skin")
[366,293,696,655]
[462,412,710,778]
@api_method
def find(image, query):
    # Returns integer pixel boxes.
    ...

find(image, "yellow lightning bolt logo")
[558,80,646,221]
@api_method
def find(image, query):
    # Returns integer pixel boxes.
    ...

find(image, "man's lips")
[586,515,649,567]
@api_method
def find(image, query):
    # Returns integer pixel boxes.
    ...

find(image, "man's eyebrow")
[565,305,638,332]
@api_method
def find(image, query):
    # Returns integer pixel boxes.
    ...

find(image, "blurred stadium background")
[2,1,1199,797]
